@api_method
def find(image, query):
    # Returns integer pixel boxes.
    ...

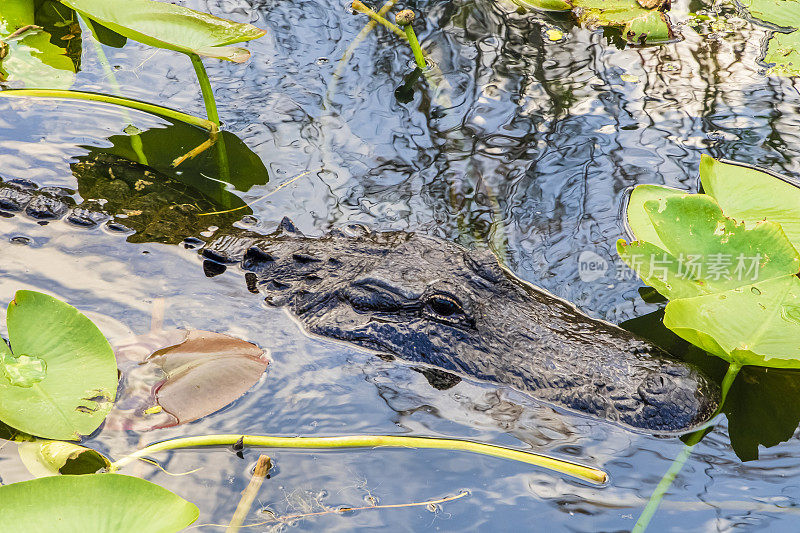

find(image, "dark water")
[2,0,800,530]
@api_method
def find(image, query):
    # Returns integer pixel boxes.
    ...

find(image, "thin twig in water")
[136,457,202,477]
[197,170,315,216]
[196,490,469,529]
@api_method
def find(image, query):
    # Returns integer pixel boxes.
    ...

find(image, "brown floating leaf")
[106,330,269,431]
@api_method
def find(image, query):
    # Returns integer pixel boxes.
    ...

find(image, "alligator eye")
[427,294,462,317]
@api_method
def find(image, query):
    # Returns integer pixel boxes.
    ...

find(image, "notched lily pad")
[619,179,800,368]
[700,155,800,250]
[106,329,269,430]
[737,0,800,76]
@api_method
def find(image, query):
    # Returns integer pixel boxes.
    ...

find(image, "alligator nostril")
[639,374,675,400]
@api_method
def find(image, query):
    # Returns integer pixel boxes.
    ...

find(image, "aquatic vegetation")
[107,329,269,431]
[618,157,800,530]
[59,0,265,62]
[395,10,426,70]
[619,156,800,373]
[0,290,606,528]
[0,291,117,441]
[0,0,267,179]
[0,474,199,532]
[18,439,110,477]
[738,0,800,76]
[513,0,673,44]
[0,1,75,87]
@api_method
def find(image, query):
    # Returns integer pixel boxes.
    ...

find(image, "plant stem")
[226,454,272,531]
[396,10,426,70]
[107,433,608,485]
[0,89,216,132]
[189,53,220,127]
[718,361,742,407]
[82,15,147,165]
[632,361,742,532]
[189,53,229,182]
[351,1,411,43]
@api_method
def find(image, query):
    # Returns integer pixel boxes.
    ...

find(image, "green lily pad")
[59,0,266,62]
[618,193,800,368]
[618,194,800,300]
[625,183,687,249]
[0,0,75,88]
[18,439,111,476]
[664,275,800,367]
[0,291,118,440]
[574,0,672,44]
[0,474,198,532]
[700,155,800,251]
[737,0,800,76]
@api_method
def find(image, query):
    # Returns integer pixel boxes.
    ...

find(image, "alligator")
[0,157,720,432]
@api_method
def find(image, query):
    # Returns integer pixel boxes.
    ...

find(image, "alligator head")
[203,218,720,433]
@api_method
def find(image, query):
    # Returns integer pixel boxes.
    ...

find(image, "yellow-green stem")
[189,53,229,182]
[351,1,411,43]
[0,89,216,132]
[189,53,220,127]
[403,25,426,70]
[108,433,608,485]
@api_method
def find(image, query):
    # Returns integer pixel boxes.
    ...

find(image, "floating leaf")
[18,439,110,476]
[737,0,800,76]
[0,474,198,532]
[0,0,75,88]
[664,276,800,367]
[618,194,800,367]
[0,291,118,440]
[574,0,673,44]
[625,183,686,249]
[513,0,673,44]
[106,329,268,431]
[700,155,800,251]
[59,0,266,62]
[619,194,800,300]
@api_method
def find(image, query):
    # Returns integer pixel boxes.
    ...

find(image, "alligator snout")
[624,363,719,432]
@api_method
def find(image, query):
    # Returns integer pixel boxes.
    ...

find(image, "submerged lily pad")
[59,0,266,62]
[106,329,268,430]
[0,291,118,440]
[0,0,76,88]
[0,474,198,532]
